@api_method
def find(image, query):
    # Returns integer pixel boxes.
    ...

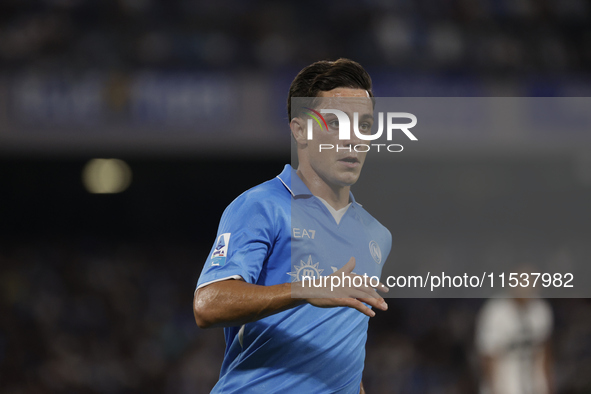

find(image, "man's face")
[300,87,374,189]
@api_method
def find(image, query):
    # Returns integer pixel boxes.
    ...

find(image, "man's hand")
[194,257,388,329]
[292,257,388,317]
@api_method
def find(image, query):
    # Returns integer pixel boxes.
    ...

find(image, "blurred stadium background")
[1,0,591,393]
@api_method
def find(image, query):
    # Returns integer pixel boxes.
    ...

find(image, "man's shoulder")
[478,298,519,323]
[240,175,290,202]
[225,174,291,215]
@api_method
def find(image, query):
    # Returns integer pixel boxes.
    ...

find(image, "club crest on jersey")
[288,255,324,282]
[211,233,231,266]
[369,240,382,264]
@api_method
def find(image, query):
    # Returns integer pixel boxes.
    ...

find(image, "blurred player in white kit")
[476,294,554,394]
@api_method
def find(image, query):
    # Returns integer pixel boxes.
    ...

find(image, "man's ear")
[290,117,308,146]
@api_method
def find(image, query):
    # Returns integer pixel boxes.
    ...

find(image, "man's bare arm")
[543,340,554,394]
[194,257,388,329]
[194,280,301,329]
[480,355,499,394]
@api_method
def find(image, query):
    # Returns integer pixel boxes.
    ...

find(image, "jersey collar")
[276,164,361,206]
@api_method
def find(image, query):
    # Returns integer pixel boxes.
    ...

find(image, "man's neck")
[296,167,351,210]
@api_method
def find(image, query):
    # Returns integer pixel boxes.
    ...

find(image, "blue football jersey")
[197,164,392,393]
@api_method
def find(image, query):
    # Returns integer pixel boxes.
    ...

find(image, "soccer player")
[193,59,392,393]
[476,295,554,394]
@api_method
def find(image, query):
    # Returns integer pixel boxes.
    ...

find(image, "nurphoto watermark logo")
[305,107,418,153]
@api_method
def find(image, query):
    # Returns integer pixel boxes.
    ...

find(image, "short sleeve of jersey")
[475,299,508,356]
[197,192,277,289]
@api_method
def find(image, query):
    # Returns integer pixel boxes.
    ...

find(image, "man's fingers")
[357,297,388,311]
[351,286,380,301]
[339,256,356,274]
[341,288,386,313]
[341,298,375,317]
[304,256,389,317]
[350,281,384,299]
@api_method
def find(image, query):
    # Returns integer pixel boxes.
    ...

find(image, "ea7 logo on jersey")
[292,228,316,239]
[211,233,231,266]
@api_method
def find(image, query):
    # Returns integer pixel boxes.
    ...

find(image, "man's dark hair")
[287,58,373,122]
